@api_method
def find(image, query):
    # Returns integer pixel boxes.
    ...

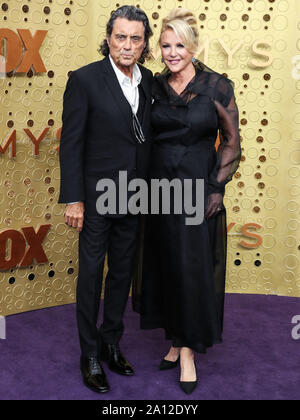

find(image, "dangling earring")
[192,57,196,63]
[161,57,164,63]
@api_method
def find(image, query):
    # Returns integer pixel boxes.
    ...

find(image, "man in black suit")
[58,6,153,393]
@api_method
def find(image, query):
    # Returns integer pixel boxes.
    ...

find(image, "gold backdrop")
[0,0,300,316]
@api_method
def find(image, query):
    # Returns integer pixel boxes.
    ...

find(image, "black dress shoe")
[100,343,134,376]
[159,357,180,370]
[80,356,109,393]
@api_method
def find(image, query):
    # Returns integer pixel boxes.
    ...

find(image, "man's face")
[108,17,146,71]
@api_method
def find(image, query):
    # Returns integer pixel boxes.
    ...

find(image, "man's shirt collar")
[109,55,142,88]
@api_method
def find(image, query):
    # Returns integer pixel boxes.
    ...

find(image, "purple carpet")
[0,294,299,400]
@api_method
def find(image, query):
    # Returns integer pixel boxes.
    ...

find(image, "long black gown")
[133,60,241,353]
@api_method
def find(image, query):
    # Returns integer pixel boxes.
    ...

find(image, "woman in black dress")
[134,9,241,394]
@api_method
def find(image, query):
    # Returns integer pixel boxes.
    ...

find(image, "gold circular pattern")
[74,9,89,26]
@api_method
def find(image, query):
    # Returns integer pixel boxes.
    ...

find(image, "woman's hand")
[205,193,223,220]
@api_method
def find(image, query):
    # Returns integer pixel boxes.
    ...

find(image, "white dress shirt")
[109,54,142,115]
[67,56,142,205]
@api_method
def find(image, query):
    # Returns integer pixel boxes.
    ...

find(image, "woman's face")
[160,29,194,74]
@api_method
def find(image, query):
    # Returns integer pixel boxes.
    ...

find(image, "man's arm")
[58,71,88,204]
[58,71,88,232]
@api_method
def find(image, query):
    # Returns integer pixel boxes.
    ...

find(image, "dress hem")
[140,322,223,354]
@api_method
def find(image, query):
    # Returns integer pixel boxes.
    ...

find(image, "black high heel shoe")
[179,379,198,394]
[179,364,197,394]
[159,356,180,371]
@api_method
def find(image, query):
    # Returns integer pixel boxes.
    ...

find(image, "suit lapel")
[102,57,134,136]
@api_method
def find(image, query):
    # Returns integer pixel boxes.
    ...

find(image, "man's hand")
[205,193,223,220]
[65,202,85,232]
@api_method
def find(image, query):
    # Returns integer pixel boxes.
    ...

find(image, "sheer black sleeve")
[208,77,241,197]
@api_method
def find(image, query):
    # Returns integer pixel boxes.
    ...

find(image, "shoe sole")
[82,377,110,393]
[81,372,110,394]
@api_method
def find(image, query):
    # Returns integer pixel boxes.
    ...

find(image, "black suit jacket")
[58,56,153,215]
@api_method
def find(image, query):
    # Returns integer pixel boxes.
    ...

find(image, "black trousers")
[76,211,139,357]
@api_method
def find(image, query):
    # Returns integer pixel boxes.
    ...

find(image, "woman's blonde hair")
[159,9,199,55]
